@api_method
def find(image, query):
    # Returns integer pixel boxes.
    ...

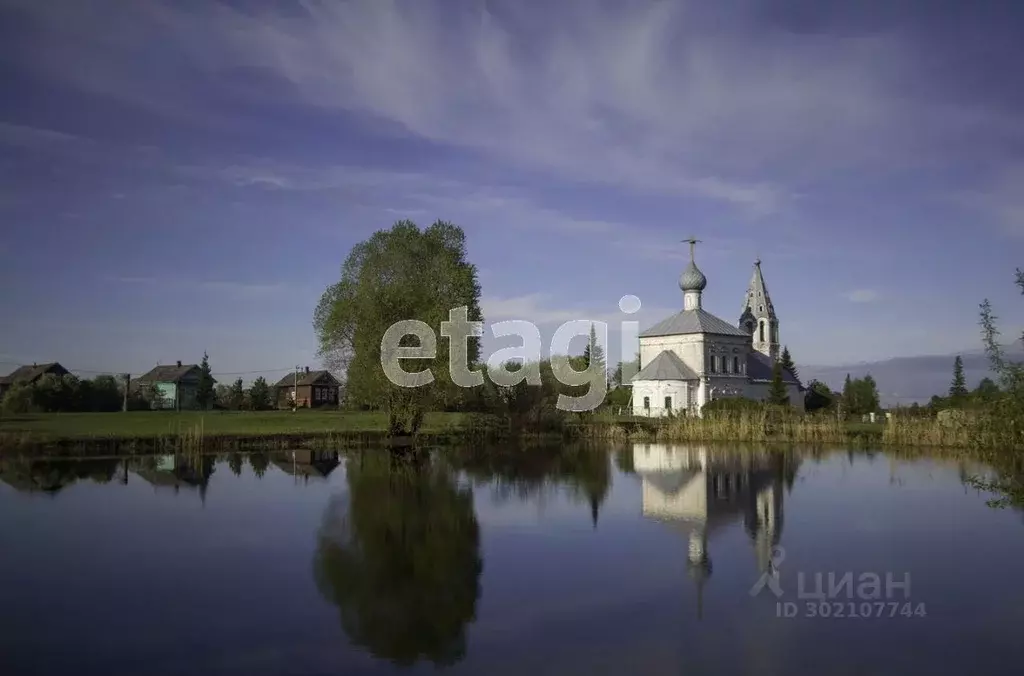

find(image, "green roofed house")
[0,362,70,399]
[134,361,213,410]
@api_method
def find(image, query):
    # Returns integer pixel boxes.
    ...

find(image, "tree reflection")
[452,444,611,527]
[313,451,482,667]
[0,458,120,494]
[248,452,270,479]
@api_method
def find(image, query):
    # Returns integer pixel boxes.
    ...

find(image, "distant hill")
[800,340,1024,407]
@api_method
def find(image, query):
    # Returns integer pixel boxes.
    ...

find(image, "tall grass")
[655,411,848,444]
[883,412,1024,451]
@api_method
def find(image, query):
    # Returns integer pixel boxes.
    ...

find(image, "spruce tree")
[842,373,853,414]
[779,346,798,382]
[581,323,606,374]
[949,355,968,404]
[768,360,790,405]
[196,352,215,410]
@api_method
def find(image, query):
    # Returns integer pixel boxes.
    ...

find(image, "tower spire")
[740,258,779,361]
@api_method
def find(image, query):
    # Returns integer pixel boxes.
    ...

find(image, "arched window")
[643,396,650,409]
[759,321,765,342]
[733,356,740,373]
[664,396,672,411]
[709,356,717,373]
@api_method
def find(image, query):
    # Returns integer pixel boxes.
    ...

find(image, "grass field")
[0,410,473,441]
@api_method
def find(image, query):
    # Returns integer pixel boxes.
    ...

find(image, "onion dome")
[679,261,707,292]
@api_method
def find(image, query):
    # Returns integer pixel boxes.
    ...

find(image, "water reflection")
[270,449,340,483]
[313,451,482,668]
[633,443,800,618]
[133,453,216,501]
[0,457,120,494]
[454,445,611,527]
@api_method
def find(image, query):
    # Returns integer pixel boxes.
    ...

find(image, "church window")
[759,305,764,312]
[709,356,717,373]
[759,321,765,342]
[643,396,650,409]
[733,356,740,373]
[664,396,672,411]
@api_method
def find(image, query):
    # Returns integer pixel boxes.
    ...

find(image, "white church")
[630,240,803,417]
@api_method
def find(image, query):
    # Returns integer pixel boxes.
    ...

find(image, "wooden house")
[274,368,341,409]
[0,362,69,398]
[134,361,213,410]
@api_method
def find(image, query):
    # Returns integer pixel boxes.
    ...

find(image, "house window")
[733,356,740,373]
[643,396,650,409]
[664,396,672,411]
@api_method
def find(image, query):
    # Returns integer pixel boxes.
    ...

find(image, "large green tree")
[949,355,968,404]
[313,452,482,667]
[196,352,215,410]
[313,220,483,436]
[228,378,245,410]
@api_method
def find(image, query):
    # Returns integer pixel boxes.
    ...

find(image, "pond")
[2,445,1023,675]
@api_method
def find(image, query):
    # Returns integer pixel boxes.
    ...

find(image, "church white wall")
[631,379,692,417]
[639,334,705,373]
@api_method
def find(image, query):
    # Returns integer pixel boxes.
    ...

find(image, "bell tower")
[739,259,779,361]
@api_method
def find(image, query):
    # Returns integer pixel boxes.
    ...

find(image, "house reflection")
[271,450,341,483]
[633,443,796,617]
[133,454,216,503]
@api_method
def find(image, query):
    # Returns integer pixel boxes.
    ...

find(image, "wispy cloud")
[14,0,999,217]
[844,289,879,303]
[107,275,291,299]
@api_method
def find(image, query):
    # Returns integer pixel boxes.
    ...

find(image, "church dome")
[679,261,707,292]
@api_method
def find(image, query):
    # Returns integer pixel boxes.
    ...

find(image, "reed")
[654,411,848,444]
[883,412,1024,451]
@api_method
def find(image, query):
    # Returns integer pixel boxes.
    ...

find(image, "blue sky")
[1,0,1022,383]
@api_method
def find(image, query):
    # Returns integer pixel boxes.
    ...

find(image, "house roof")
[640,309,749,338]
[136,364,206,384]
[0,362,68,386]
[631,351,699,382]
[747,351,801,386]
[274,370,340,388]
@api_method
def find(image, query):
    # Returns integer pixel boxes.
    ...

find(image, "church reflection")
[633,443,798,617]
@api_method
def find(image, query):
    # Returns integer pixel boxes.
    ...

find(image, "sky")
[1,0,1023,384]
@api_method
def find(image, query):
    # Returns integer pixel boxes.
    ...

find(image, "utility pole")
[293,365,298,412]
[122,373,130,412]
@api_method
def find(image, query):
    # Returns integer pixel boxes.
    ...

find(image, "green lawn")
[0,410,472,441]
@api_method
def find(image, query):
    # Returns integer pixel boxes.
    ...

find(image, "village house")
[275,368,341,409]
[134,361,212,410]
[0,362,70,399]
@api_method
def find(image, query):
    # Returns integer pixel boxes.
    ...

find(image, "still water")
[2,445,1024,675]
